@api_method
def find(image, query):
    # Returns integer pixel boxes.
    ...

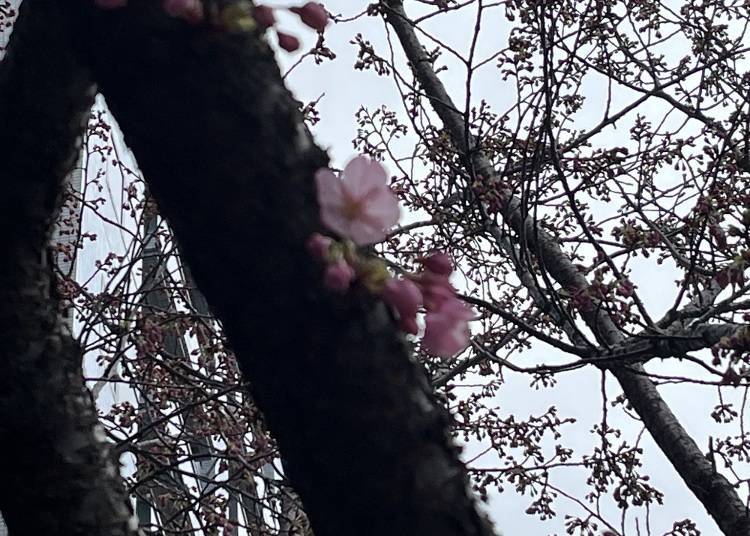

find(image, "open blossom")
[315,156,400,245]
[381,278,422,335]
[422,299,474,358]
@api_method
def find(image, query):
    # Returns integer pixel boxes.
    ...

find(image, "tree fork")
[63,3,497,535]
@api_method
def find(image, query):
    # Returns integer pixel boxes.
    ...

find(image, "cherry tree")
[0,0,749,535]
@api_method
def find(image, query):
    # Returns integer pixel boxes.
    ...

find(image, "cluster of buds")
[306,233,390,293]
[309,155,474,358]
[307,236,473,358]
[93,0,329,51]
[254,2,328,52]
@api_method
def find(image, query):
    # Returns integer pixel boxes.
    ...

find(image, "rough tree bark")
[382,1,750,534]
[0,2,141,534]
[60,3,497,535]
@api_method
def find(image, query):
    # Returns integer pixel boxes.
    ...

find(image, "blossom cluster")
[309,156,474,358]
[94,0,329,51]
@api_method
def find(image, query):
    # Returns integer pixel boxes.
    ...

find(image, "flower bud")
[277,31,301,52]
[253,5,276,29]
[306,233,333,259]
[290,2,328,32]
[324,259,355,292]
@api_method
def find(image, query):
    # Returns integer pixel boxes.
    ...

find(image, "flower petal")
[347,220,387,245]
[422,298,474,358]
[381,278,423,334]
[362,187,400,228]
[315,168,349,237]
[342,156,388,198]
[314,157,401,244]
[414,271,455,310]
[422,313,470,357]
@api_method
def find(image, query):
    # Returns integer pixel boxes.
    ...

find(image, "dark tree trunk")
[63,3,497,535]
[0,2,141,534]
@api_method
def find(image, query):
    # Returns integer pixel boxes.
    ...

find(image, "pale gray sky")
[2,1,744,533]
[272,2,747,534]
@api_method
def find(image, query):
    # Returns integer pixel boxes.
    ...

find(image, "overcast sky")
[2,1,745,534]
[269,2,747,534]
[76,1,748,533]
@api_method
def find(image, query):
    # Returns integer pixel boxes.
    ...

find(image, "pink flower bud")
[324,259,355,292]
[253,5,276,29]
[306,232,332,258]
[277,31,301,52]
[418,252,453,275]
[290,2,328,32]
[95,0,127,8]
[381,277,422,335]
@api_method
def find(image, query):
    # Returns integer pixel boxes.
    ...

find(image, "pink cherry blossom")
[315,156,400,245]
[381,278,422,335]
[422,298,474,357]
[290,2,328,32]
[418,252,453,276]
[323,259,355,292]
[305,232,332,259]
[95,0,127,8]
[277,31,301,52]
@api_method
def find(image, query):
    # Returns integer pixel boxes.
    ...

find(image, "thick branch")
[0,2,140,534]
[65,3,496,535]
[382,1,750,533]
[612,323,745,361]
